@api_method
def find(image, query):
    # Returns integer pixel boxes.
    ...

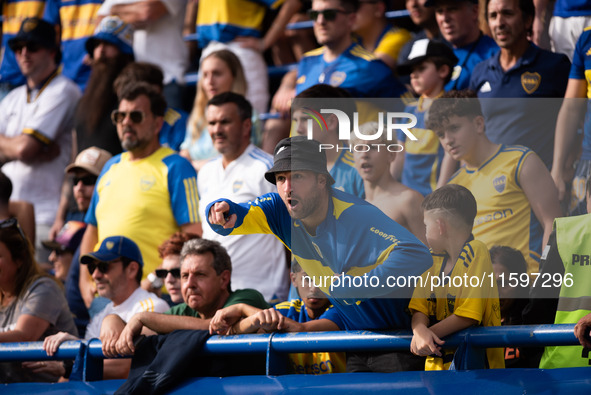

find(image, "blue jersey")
[330,150,364,198]
[398,99,444,196]
[159,107,188,152]
[470,43,570,167]
[274,298,342,328]
[296,43,406,98]
[446,33,499,91]
[554,0,591,17]
[206,188,432,330]
[44,0,103,90]
[0,0,47,86]
[196,0,284,47]
[570,27,591,160]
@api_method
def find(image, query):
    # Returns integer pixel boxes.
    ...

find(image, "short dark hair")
[291,259,302,273]
[180,238,232,291]
[293,84,357,124]
[422,184,477,227]
[426,90,482,133]
[429,57,455,84]
[114,62,164,97]
[118,82,167,117]
[0,171,12,206]
[120,256,142,285]
[207,92,252,121]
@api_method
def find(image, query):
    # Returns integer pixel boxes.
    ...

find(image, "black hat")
[397,39,458,76]
[8,18,57,52]
[264,136,336,185]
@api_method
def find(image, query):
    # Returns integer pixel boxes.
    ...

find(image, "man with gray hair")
[100,238,269,357]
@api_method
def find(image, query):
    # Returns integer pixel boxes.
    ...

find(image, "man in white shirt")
[198,92,289,303]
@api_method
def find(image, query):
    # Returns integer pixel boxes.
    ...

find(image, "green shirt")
[164,288,269,317]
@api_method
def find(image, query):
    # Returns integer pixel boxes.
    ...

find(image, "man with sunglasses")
[79,83,202,309]
[0,17,82,264]
[42,235,170,379]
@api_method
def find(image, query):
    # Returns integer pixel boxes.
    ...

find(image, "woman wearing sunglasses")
[149,232,201,305]
[0,218,77,382]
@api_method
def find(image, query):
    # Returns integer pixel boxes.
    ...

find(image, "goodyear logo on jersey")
[521,72,541,94]
[140,175,156,191]
[232,180,243,193]
[493,175,506,193]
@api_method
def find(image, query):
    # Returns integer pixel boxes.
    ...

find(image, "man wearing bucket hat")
[0,17,81,263]
[207,136,432,372]
[41,235,169,379]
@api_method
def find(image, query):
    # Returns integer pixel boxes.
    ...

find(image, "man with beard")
[75,16,135,156]
[78,83,202,309]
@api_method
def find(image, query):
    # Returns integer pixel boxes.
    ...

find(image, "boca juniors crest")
[521,72,541,94]
[493,175,506,193]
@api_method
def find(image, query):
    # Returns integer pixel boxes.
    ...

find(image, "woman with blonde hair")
[181,49,256,171]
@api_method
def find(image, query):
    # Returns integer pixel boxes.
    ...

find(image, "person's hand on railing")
[100,314,126,358]
[43,331,79,357]
[209,304,245,335]
[574,312,591,349]
[21,360,66,377]
[410,324,444,357]
[115,315,145,356]
[252,308,285,333]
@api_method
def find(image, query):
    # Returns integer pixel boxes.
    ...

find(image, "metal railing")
[0,324,579,380]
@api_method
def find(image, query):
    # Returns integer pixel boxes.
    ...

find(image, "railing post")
[82,339,103,381]
[265,333,288,376]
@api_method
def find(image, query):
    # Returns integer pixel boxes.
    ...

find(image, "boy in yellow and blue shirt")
[409,184,504,370]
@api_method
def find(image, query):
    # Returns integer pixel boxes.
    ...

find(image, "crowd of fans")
[1,0,591,387]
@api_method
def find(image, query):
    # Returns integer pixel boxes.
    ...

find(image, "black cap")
[8,18,57,52]
[264,136,336,185]
[397,39,458,76]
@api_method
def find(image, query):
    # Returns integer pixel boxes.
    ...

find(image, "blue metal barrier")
[0,324,580,379]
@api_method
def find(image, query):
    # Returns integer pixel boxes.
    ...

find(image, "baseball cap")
[80,236,144,266]
[397,39,458,76]
[65,147,112,176]
[424,0,478,7]
[8,18,58,52]
[85,16,134,56]
[42,221,87,253]
[264,136,336,185]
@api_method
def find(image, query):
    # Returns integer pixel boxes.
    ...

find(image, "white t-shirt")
[85,287,170,339]
[199,144,289,302]
[0,74,81,224]
[98,0,189,84]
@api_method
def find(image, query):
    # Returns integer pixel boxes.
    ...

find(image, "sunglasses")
[307,9,351,22]
[73,175,97,186]
[13,42,42,54]
[0,217,27,243]
[87,261,113,275]
[111,110,145,125]
[155,268,181,279]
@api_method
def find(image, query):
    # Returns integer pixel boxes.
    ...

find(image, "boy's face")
[410,60,446,97]
[353,143,393,183]
[423,209,445,253]
[291,270,329,312]
[435,115,481,162]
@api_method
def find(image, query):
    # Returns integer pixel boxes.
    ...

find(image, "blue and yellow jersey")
[43,0,103,89]
[470,43,570,167]
[374,25,412,63]
[159,107,188,152]
[398,98,444,196]
[330,150,364,198]
[206,188,433,330]
[295,43,406,98]
[196,0,284,48]
[409,238,504,370]
[0,0,47,85]
[448,145,543,274]
[445,34,498,91]
[85,147,199,278]
[570,27,591,160]
[274,298,346,374]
